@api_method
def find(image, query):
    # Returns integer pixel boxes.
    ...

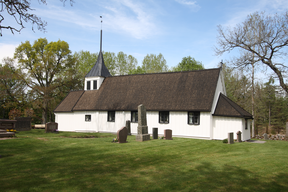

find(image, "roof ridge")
[107,67,221,78]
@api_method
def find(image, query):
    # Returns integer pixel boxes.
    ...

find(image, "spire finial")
[100,16,102,53]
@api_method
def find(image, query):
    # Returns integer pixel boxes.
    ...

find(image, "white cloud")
[34,0,159,40]
[175,0,200,11]
[0,43,18,63]
[103,0,159,39]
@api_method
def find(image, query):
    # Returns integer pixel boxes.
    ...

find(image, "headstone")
[136,104,150,142]
[117,127,128,143]
[164,129,173,140]
[45,122,58,133]
[126,120,131,135]
[228,132,234,144]
[153,128,158,139]
[237,131,242,142]
[15,117,31,131]
[279,135,282,140]
[0,119,17,131]
[263,133,268,140]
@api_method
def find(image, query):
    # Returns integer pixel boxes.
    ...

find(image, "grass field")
[1,129,288,192]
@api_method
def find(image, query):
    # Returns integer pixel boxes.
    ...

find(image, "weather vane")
[100,16,102,29]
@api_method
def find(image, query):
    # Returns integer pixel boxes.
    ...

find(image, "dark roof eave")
[212,114,253,119]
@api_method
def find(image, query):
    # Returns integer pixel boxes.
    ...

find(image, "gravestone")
[136,104,150,142]
[228,132,234,144]
[117,127,128,143]
[15,117,31,131]
[279,135,283,140]
[126,120,131,135]
[45,122,58,133]
[263,133,268,140]
[153,128,158,139]
[164,129,173,140]
[237,131,242,142]
[0,119,16,130]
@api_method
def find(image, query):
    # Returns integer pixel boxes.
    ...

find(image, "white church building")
[54,30,253,141]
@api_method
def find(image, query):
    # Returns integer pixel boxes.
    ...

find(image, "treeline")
[0,38,204,124]
[223,64,288,135]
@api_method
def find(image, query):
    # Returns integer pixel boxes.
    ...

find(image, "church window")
[108,111,115,122]
[87,81,91,90]
[188,112,200,125]
[131,111,138,122]
[85,115,91,122]
[159,111,169,124]
[93,80,97,90]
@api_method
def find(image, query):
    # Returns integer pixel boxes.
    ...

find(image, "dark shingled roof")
[55,68,222,112]
[85,51,111,78]
[54,90,84,112]
[213,93,252,118]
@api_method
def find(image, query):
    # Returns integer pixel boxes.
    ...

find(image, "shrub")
[223,138,228,143]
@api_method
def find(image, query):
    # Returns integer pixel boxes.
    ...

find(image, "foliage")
[216,11,288,94]
[74,50,138,76]
[1,130,288,191]
[223,63,288,134]
[172,56,204,72]
[222,138,228,143]
[8,108,22,119]
[0,0,74,36]
[14,38,82,123]
[0,59,27,118]
[142,53,168,73]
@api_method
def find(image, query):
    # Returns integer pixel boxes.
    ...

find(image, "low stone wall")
[255,134,286,140]
[15,117,31,131]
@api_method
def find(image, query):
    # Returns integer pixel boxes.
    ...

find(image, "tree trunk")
[252,62,255,137]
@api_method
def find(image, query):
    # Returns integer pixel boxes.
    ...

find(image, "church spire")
[85,19,111,78]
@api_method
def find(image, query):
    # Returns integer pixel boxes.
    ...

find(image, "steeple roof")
[85,30,111,78]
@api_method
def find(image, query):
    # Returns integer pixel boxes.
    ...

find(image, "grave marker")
[164,129,173,140]
[117,127,128,143]
[136,104,150,142]
[228,132,234,144]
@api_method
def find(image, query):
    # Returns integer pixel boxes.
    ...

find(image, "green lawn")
[1,130,288,192]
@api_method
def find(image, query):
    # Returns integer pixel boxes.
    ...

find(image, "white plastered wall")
[212,116,250,141]
[84,77,105,90]
[210,69,227,139]
[55,111,98,132]
[56,111,212,139]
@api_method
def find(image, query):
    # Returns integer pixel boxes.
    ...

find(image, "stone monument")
[236,131,242,142]
[263,133,268,140]
[45,122,58,133]
[228,132,234,144]
[164,129,173,140]
[126,120,131,135]
[153,128,158,139]
[136,104,150,142]
[117,127,128,143]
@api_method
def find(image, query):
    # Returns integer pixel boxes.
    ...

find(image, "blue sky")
[1,0,288,71]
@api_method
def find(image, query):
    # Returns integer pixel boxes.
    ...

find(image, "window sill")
[159,122,169,124]
[188,123,200,125]
[107,121,115,122]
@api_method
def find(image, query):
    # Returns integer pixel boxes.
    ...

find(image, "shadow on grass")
[4,147,288,192]
[1,135,288,192]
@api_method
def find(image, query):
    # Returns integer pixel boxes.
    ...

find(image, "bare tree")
[216,11,288,94]
[0,0,74,36]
